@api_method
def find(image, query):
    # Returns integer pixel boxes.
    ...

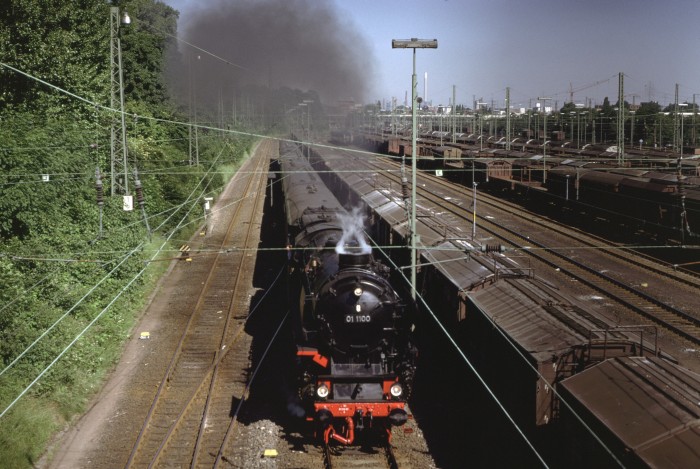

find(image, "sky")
[161,0,700,110]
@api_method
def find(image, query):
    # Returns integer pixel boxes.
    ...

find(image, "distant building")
[437,105,452,115]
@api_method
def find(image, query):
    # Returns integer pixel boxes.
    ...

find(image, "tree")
[0,0,110,116]
[120,0,179,107]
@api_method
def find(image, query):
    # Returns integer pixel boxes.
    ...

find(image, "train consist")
[307,139,700,467]
[279,142,417,445]
[358,129,700,244]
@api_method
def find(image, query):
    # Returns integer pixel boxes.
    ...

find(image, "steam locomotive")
[279,142,417,445]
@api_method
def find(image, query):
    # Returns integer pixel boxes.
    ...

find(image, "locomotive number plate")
[345,315,371,323]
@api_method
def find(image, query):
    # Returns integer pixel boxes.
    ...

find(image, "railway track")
[323,442,401,469]
[452,180,700,288]
[347,152,700,346]
[124,140,273,467]
[476,214,700,344]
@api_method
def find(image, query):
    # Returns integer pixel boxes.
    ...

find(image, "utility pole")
[304,99,314,160]
[617,72,625,166]
[477,102,487,151]
[505,87,511,151]
[472,182,478,240]
[193,53,200,166]
[673,84,680,153]
[694,94,698,147]
[392,38,438,300]
[629,94,639,150]
[188,51,193,165]
[95,168,104,238]
[452,85,456,144]
[537,97,551,183]
[110,6,130,195]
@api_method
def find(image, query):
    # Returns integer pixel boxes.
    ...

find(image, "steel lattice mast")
[110,6,129,195]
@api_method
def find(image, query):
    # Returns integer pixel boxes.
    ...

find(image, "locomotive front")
[295,239,416,445]
[314,250,400,362]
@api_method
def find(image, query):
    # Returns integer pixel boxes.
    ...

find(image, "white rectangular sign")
[123,195,134,211]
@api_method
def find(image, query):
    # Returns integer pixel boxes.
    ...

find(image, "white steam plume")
[335,207,371,255]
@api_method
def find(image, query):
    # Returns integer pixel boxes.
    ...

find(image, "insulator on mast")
[401,177,409,200]
[481,244,505,253]
[134,172,145,208]
[133,168,151,238]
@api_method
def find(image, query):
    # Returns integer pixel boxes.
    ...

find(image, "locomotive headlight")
[389,383,403,398]
[316,384,330,399]
[353,287,363,297]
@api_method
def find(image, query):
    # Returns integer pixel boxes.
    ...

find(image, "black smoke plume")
[168,0,375,119]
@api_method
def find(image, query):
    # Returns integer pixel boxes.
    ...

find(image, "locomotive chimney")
[338,244,371,268]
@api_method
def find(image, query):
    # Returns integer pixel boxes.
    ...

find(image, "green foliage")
[0,0,109,116]
[120,0,179,107]
[0,116,96,239]
[0,1,257,467]
[0,397,56,468]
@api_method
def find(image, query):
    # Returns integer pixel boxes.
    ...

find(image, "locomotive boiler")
[279,142,417,445]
